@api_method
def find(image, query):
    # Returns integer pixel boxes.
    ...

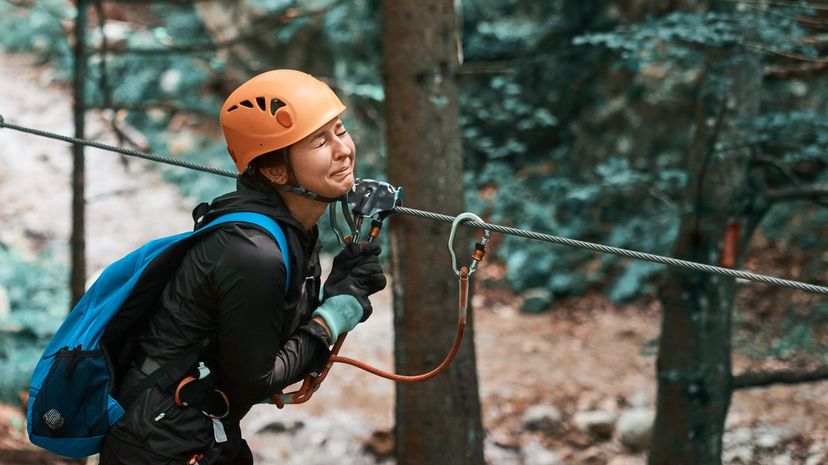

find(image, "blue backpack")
[26,212,291,459]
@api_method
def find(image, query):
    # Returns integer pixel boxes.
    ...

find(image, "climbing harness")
[274,211,490,408]
[2,118,825,295]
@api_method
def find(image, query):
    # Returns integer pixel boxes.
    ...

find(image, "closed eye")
[335,123,348,137]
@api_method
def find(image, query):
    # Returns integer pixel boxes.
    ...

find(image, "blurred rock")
[520,288,552,314]
[521,440,563,465]
[489,429,521,450]
[773,455,792,465]
[256,419,303,434]
[755,426,793,449]
[607,456,644,465]
[522,405,563,432]
[577,446,603,462]
[757,432,781,449]
[573,410,616,438]
[806,450,827,465]
[724,426,753,447]
[723,445,754,464]
[485,441,521,465]
[629,390,652,408]
[617,409,654,451]
[364,429,393,458]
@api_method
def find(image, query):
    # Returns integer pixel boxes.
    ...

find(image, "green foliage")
[770,321,815,357]
[0,245,68,402]
[459,0,676,301]
[0,0,74,75]
[2,0,827,312]
[574,10,816,71]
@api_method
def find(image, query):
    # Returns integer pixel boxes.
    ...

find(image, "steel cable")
[0,119,238,179]
[394,206,828,295]
[3,118,828,295]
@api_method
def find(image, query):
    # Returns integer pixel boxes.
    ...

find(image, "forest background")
[0,1,827,465]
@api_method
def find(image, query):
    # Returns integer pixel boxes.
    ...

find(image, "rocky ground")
[2,51,828,465]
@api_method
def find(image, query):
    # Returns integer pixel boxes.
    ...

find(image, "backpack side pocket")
[31,347,114,439]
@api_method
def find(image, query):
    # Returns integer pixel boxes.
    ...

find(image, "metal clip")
[329,178,404,247]
[448,212,491,277]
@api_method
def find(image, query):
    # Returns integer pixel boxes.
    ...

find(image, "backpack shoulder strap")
[119,213,290,410]
[196,212,292,294]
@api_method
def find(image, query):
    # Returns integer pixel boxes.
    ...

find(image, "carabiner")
[448,212,491,277]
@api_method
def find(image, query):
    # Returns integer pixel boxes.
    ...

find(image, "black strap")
[118,348,200,410]
[273,183,343,203]
[177,380,229,418]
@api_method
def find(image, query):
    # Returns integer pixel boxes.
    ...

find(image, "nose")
[331,134,353,160]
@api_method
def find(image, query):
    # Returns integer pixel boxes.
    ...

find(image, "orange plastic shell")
[220,69,346,173]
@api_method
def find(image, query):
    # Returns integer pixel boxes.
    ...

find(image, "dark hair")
[244,147,292,187]
[247,148,288,174]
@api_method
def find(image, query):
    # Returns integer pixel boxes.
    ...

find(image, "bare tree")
[71,0,89,306]
[382,1,485,464]
[649,49,762,465]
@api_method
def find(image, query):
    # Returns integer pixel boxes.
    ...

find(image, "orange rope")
[274,267,472,406]
[329,323,466,383]
[325,266,469,382]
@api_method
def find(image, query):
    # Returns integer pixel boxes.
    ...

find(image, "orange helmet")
[220,69,346,173]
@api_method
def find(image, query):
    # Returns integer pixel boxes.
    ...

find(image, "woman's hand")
[313,242,387,341]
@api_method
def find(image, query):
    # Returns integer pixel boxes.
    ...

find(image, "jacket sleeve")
[209,225,330,419]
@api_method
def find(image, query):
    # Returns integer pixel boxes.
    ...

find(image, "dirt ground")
[2,50,828,465]
[3,290,828,465]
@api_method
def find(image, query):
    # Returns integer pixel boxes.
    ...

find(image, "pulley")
[329,178,404,246]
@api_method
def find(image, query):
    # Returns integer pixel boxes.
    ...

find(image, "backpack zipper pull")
[197,361,210,379]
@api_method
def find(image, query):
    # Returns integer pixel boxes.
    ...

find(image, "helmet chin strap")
[272,183,344,203]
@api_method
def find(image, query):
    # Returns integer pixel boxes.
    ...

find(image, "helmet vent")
[270,98,286,116]
[226,105,238,112]
[256,96,267,111]
[240,100,254,108]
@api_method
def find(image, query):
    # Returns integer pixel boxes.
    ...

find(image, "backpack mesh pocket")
[31,348,112,439]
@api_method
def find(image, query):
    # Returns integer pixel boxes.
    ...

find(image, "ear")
[259,164,289,185]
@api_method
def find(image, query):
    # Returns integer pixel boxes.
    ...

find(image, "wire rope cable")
[392,207,828,295]
[0,118,238,179]
[3,118,828,295]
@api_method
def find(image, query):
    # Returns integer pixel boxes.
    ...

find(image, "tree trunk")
[381,2,485,465]
[71,0,88,306]
[648,50,762,465]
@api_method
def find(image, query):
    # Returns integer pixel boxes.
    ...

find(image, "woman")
[100,70,386,464]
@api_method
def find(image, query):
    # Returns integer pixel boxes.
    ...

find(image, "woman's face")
[288,117,356,198]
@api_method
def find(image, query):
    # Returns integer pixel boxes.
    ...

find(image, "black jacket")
[104,175,331,463]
